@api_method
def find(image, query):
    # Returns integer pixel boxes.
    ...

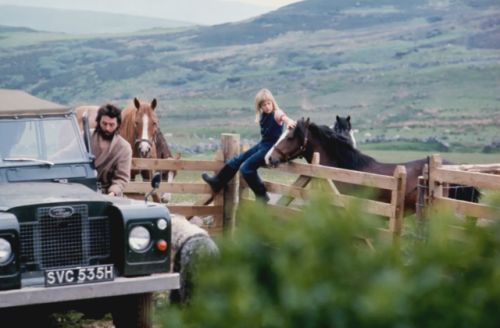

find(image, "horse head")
[133,97,158,158]
[266,117,310,168]
[332,115,351,137]
[331,115,356,149]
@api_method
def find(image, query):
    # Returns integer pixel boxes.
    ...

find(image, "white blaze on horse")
[72,98,180,203]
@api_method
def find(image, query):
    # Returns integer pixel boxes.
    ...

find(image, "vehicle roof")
[0,89,72,117]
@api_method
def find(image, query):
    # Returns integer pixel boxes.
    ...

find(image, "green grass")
[358,141,448,152]
[363,150,500,164]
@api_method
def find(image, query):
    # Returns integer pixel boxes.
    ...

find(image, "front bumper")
[0,273,179,308]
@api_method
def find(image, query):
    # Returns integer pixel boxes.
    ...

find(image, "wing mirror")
[145,172,162,204]
[82,110,92,154]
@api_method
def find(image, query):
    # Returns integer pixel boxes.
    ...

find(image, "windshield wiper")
[3,158,54,166]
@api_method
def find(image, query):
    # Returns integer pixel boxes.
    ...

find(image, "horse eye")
[135,122,138,126]
[153,122,157,126]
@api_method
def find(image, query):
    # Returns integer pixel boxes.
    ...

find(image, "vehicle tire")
[111,292,154,328]
[4,305,52,327]
[79,299,110,320]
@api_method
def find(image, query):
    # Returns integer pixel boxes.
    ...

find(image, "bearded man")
[91,104,132,197]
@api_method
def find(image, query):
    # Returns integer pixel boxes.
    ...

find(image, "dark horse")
[330,115,356,148]
[267,118,480,215]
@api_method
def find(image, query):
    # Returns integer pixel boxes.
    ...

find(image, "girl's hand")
[287,120,297,130]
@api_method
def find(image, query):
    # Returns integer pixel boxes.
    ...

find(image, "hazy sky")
[223,0,302,8]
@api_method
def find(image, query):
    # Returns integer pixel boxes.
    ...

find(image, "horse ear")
[151,98,157,110]
[134,97,140,110]
[175,152,181,160]
[305,117,310,128]
[336,115,340,122]
[347,115,351,122]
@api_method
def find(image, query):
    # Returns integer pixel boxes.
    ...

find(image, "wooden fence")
[122,140,500,248]
[123,134,407,246]
[238,143,407,247]
[124,134,240,236]
[423,154,500,241]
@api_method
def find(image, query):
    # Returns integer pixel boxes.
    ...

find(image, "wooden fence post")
[390,165,406,247]
[239,143,250,201]
[309,152,321,191]
[416,176,429,243]
[221,134,240,234]
[211,150,225,236]
[429,154,443,203]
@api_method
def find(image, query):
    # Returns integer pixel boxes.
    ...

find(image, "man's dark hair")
[96,103,122,127]
[95,103,122,139]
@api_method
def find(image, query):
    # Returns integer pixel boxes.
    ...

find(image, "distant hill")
[0,25,38,33]
[0,0,275,26]
[188,0,454,46]
[0,5,194,34]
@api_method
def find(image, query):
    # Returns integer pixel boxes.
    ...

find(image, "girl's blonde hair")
[254,89,281,122]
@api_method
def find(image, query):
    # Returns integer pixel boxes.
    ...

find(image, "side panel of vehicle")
[0,212,20,291]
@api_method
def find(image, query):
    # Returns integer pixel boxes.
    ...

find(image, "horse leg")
[124,169,143,200]
[161,169,174,204]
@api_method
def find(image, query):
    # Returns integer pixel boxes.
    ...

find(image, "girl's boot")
[202,164,238,193]
[244,174,270,203]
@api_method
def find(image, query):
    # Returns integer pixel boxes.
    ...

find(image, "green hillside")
[0,0,499,151]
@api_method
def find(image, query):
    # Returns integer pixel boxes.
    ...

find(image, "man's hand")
[108,191,116,197]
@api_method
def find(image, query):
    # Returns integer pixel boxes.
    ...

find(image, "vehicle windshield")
[0,118,86,166]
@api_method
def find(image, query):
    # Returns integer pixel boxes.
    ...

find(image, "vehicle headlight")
[0,238,12,264]
[157,219,167,230]
[128,226,151,252]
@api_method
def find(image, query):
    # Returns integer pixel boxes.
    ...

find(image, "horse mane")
[305,122,375,170]
[121,102,138,145]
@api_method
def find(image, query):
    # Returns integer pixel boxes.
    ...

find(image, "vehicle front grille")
[20,205,110,270]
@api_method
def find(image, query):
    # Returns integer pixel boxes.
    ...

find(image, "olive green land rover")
[0,89,179,327]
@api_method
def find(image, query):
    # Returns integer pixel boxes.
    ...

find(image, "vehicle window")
[0,118,85,166]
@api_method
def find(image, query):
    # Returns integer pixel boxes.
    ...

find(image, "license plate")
[45,264,114,287]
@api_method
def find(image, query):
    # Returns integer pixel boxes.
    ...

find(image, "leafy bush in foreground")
[157,195,500,328]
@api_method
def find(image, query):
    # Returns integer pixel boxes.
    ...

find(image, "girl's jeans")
[226,143,269,183]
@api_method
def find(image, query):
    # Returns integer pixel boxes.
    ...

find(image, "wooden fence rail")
[124,134,239,237]
[424,154,500,242]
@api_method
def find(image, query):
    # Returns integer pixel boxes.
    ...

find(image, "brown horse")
[73,99,181,203]
[266,118,480,216]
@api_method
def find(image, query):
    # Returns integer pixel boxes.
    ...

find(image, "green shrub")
[156,195,500,328]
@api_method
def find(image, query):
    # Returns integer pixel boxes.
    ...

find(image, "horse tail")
[448,184,481,203]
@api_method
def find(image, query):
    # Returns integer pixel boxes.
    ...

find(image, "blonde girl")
[202,89,296,202]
